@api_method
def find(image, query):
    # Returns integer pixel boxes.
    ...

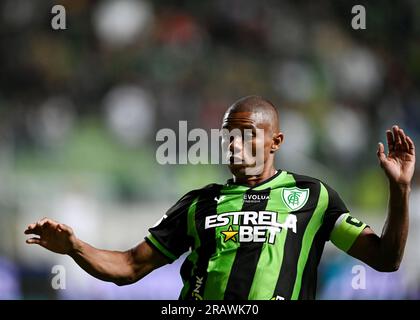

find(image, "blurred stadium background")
[1,0,420,299]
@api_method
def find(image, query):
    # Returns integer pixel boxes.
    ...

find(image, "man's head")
[221,95,284,178]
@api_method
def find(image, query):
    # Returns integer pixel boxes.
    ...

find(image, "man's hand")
[349,125,415,271]
[377,125,416,187]
[24,218,78,255]
[24,217,168,285]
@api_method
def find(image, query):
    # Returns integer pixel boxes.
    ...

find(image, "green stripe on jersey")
[248,171,295,299]
[291,183,329,299]
[203,188,244,299]
[180,197,200,299]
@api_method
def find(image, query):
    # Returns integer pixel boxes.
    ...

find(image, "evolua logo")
[243,193,270,204]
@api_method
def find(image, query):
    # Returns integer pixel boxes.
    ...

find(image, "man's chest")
[191,190,315,247]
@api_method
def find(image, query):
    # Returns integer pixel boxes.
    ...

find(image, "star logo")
[221,225,239,242]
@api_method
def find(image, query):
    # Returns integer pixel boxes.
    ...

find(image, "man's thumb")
[377,142,386,163]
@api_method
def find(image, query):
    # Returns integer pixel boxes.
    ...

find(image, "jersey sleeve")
[321,183,367,252]
[145,190,197,262]
[330,213,367,252]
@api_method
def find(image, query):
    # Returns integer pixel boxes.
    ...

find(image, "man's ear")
[271,132,284,153]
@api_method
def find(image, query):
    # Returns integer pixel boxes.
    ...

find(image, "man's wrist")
[389,180,411,194]
[69,238,83,258]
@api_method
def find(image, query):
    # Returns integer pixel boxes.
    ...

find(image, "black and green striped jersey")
[145,170,367,300]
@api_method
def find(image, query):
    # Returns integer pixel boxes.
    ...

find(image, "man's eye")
[221,132,230,140]
[243,132,254,139]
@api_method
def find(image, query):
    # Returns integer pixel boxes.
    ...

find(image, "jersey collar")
[226,169,283,190]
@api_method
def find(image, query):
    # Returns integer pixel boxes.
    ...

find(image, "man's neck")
[233,166,278,187]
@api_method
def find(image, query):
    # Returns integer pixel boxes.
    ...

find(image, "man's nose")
[229,135,243,154]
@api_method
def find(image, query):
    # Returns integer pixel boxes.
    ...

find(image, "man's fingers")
[37,218,59,230]
[393,125,402,150]
[24,223,37,234]
[407,136,415,155]
[386,130,394,153]
[25,223,42,235]
[377,142,386,162]
[399,129,410,151]
[394,127,415,155]
[26,223,36,230]
[24,228,40,235]
[58,224,72,234]
[27,219,48,235]
[39,218,56,228]
[25,218,59,235]
[26,237,45,246]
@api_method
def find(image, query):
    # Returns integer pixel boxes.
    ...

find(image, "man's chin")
[228,163,263,177]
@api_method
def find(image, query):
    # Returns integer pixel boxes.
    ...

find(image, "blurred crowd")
[0,0,420,299]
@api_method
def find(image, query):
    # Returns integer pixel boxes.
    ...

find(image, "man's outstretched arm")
[347,125,415,272]
[24,218,169,285]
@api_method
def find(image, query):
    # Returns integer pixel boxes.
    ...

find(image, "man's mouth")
[229,155,245,164]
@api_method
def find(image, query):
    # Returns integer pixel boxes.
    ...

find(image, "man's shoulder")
[285,170,342,199]
[285,170,325,186]
[181,183,223,199]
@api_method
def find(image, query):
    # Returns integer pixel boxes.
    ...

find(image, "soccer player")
[24,96,416,300]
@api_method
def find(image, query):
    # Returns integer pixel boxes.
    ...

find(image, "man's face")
[221,111,273,177]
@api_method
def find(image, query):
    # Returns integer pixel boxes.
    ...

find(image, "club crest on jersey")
[282,187,309,211]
